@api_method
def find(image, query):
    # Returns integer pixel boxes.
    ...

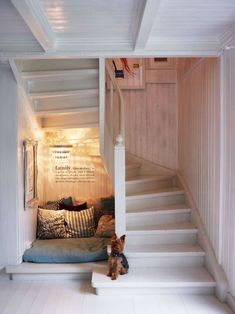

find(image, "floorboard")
[0,276,233,314]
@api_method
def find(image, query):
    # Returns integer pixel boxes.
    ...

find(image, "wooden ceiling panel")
[40,0,145,43]
[151,0,235,39]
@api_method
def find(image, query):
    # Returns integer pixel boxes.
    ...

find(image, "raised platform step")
[126,205,191,227]
[92,266,216,295]
[126,175,176,194]
[6,262,105,280]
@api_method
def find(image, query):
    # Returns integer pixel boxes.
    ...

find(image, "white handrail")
[105,61,125,141]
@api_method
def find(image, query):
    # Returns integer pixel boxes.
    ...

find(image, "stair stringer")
[126,151,176,177]
[176,172,228,302]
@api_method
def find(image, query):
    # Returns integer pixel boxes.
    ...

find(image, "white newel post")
[114,135,126,237]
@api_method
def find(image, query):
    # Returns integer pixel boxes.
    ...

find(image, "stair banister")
[105,61,126,236]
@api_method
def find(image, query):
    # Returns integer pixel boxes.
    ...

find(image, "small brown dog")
[107,234,129,280]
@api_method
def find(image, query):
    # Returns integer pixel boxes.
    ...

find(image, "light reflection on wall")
[39,128,113,203]
[44,128,99,156]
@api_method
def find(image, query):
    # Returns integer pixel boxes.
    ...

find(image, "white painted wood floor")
[0,274,233,314]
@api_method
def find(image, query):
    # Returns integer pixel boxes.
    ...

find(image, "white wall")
[220,48,235,299]
[0,62,18,266]
[17,89,41,259]
[0,62,40,267]
[178,58,221,258]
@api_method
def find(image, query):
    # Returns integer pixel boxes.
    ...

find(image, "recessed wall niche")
[39,128,113,203]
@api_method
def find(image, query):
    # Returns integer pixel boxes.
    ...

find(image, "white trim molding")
[134,0,161,50]
[227,293,235,312]
[177,173,228,302]
[11,0,55,52]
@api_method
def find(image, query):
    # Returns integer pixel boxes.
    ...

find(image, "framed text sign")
[23,140,38,209]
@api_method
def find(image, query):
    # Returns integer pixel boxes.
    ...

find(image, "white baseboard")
[177,172,228,302]
[227,293,235,312]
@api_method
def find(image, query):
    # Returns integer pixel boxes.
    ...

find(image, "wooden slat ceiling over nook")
[0,0,235,56]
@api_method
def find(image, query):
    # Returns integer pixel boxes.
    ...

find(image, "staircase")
[12,58,218,297]
[92,157,216,295]
[14,58,99,129]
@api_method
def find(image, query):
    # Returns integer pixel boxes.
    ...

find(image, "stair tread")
[126,175,174,184]
[126,203,190,215]
[125,243,204,256]
[35,106,99,117]
[127,222,197,233]
[126,187,184,198]
[126,163,141,170]
[92,266,215,288]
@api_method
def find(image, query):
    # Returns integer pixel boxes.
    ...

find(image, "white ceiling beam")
[135,0,162,50]
[11,0,55,52]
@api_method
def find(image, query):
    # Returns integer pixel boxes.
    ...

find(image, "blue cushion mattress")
[23,237,110,263]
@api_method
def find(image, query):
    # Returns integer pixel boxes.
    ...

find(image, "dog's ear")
[111,233,117,240]
[120,235,126,243]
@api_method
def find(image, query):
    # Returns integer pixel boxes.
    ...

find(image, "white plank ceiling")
[0,0,235,55]
[0,0,42,53]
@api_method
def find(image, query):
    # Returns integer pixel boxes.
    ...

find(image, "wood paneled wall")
[220,49,235,297]
[178,58,221,257]
[124,61,178,170]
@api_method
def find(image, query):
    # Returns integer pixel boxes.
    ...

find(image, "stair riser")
[126,233,197,246]
[126,178,174,195]
[95,287,215,296]
[125,256,205,268]
[41,111,99,129]
[126,194,185,211]
[126,167,141,179]
[11,273,91,281]
[37,96,99,112]
[28,76,99,94]
[126,212,191,227]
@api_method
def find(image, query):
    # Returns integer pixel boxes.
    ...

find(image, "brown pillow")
[95,215,115,238]
[59,202,87,211]
[37,208,66,239]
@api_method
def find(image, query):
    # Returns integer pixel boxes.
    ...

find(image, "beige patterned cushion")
[64,207,95,238]
[95,215,115,238]
[37,208,66,239]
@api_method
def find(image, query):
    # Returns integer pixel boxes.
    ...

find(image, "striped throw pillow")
[65,207,95,238]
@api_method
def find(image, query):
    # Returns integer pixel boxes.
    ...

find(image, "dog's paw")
[111,275,117,280]
[107,272,111,277]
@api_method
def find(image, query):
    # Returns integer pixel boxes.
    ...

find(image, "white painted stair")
[15,58,100,129]
[92,159,216,295]
[92,267,215,296]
